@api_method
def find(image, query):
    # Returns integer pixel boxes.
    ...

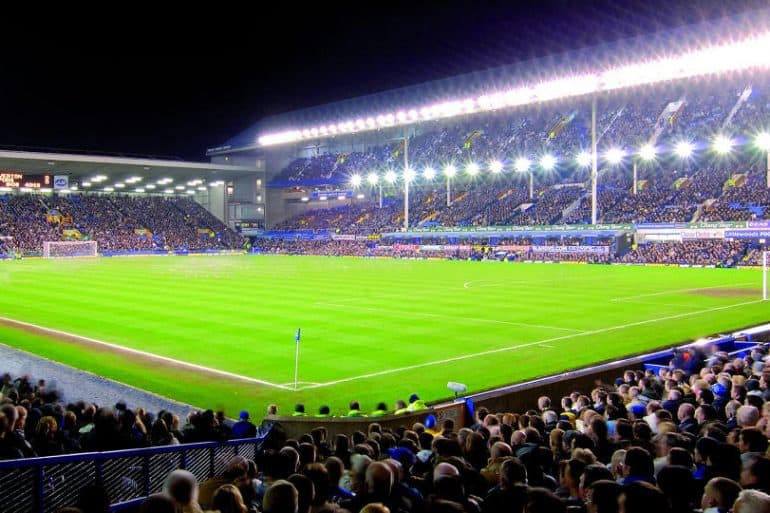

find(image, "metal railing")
[0,434,270,513]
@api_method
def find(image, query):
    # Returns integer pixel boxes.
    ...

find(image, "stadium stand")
[2,340,770,512]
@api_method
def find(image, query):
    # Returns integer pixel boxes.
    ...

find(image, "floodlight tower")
[756,132,770,188]
[444,164,457,207]
[635,144,657,195]
[591,97,598,225]
[514,157,533,199]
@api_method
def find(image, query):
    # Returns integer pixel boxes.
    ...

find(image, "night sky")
[0,0,766,161]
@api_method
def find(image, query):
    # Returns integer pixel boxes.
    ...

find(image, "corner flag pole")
[294,328,301,390]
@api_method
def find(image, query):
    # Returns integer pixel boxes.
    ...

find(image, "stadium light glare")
[638,144,657,161]
[385,170,397,183]
[350,174,363,187]
[146,184,156,189]
[366,172,379,185]
[489,160,504,174]
[103,187,114,192]
[576,151,592,167]
[605,148,625,164]
[114,183,125,189]
[135,188,145,193]
[197,186,207,191]
[466,162,480,176]
[356,193,365,199]
[164,188,175,194]
[423,167,437,180]
[82,182,92,187]
[186,190,196,195]
[403,168,417,182]
[256,33,770,147]
[301,196,309,202]
[444,164,457,178]
[755,132,770,151]
[713,135,734,155]
[514,157,531,173]
[674,141,695,158]
[540,154,557,171]
[175,185,185,190]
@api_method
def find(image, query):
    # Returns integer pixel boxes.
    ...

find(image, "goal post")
[42,240,98,259]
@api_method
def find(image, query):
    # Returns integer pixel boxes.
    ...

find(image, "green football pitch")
[0,255,767,416]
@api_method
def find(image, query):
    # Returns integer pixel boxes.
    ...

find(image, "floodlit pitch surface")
[0,255,766,415]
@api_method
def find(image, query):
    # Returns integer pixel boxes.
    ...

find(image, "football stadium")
[2,7,770,513]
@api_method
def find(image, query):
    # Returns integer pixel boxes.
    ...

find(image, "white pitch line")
[299,299,764,390]
[610,282,755,302]
[314,302,585,333]
[0,316,293,391]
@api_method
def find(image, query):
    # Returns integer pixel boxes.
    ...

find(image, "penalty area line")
[0,316,293,391]
[610,282,755,302]
[301,299,763,390]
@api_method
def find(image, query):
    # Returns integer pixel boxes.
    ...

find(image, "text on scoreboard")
[0,173,52,189]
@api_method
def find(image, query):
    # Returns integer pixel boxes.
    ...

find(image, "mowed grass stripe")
[0,257,766,415]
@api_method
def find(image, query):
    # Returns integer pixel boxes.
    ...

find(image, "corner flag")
[294,328,301,390]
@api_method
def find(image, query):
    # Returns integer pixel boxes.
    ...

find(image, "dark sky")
[0,0,767,161]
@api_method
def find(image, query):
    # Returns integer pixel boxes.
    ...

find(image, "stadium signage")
[530,245,609,254]
[725,229,770,239]
[0,172,52,189]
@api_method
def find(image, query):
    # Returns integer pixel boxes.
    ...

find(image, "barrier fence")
[0,436,269,513]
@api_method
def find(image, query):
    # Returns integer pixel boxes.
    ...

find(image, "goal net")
[42,240,98,259]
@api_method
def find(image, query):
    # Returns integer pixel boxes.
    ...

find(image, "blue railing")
[0,431,272,513]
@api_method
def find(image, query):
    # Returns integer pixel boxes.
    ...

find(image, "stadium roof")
[0,150,256,192]
[210,8,770,156]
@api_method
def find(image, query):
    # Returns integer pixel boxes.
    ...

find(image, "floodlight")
[164,189,174,194]
[756,132,770,151]
[356,193,365,199]
[514,157,531,173]
[366,172,379,185]
[423,167,437,180]
[466,163,480,176]
[146,184,156,189]
[605,148,624,164]
[674,141,695,158]
[576,151,592,167]
[186,190,196,195]
[403,168,416,182]
[540,154,557,171]
[301,196,309,202]
[350,174,362,187]
[444,164,457,178]
[489,160,504,174]
[114,183,125,189]
[135,188,145,193]
[175,185,185,190]
[385,170,397,183]
[639,144,657,161]
[82,182,92,187]
[103,187,114,192]
[713,135,734,155]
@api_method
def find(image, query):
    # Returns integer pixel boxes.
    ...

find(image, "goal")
[764,251,768,301]
[42,240,98,259]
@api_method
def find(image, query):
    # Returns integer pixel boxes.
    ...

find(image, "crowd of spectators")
[4,339,770,513]
[619,240,747,267]
[0,194,245,255]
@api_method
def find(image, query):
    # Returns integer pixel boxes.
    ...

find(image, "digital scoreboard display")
[0,173,52,189]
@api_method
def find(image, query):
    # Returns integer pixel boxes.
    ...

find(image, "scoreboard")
[0,172,52,189]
